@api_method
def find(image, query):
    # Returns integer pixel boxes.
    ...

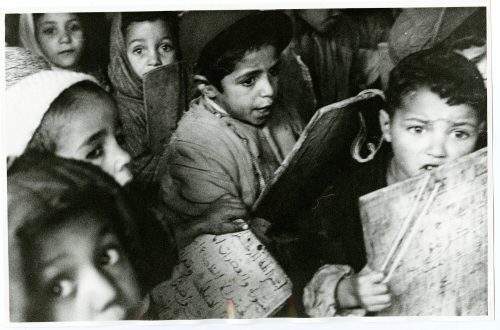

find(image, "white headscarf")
[6,69,98,158]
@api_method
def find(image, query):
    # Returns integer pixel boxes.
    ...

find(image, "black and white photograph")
[1,0,496,328]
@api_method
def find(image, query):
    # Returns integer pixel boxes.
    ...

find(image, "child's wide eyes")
[241,77,256,87]
[408,126,424,134]
[159,43,174,53]
[86,145,104,160]
[50,278,75,298]
[67,21,82,33]
[132,46,144,55]
[99,247,121,266]
[451,130,471,140]
[41,27,57,36]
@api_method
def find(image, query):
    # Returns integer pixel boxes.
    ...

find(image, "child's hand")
[200,194,249,235]
[351,265,392,312]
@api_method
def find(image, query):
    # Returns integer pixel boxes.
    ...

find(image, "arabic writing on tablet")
[150,230,292,319]
[360,148,488,316]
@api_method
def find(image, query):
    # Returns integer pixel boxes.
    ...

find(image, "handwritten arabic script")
[150,230,292,319]
[360,148,488,316]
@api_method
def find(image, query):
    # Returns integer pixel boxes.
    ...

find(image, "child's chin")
[250,115,270,126]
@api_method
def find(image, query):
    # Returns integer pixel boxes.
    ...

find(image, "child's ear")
[194,74,218,99]
[478,120,486,133]
[379,109,392,142]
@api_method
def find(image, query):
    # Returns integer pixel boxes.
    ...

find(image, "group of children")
[5,8,487,321]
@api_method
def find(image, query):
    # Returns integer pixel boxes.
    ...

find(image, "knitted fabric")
[4,46,50,88]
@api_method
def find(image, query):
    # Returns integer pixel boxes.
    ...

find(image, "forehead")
[37,13,79,24]
[125,19,170,40]
[233,45,278,72]
[72,95,115,119]
[397,88,479,122]
[60,96,117,135]
[35,209,108,256]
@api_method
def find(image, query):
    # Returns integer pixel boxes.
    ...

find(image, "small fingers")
[360,294,392,310]
[358,271,385,284]
[213,222,247,234]
[365,302,392,312]
[216,194,244,205]
[232,218,249,230]
[220,207,249,221]
[359,283,390,296]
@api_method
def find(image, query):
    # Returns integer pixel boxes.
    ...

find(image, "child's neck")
[386,156,401,186]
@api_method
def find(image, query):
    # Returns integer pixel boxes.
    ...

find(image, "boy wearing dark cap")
[159,11,304,248]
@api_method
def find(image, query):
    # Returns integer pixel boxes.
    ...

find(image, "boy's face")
[30,210,141,321]
[36,13,85,70]
[125,19,176,78]
[213,45,280,126]
[380,87,484,183]
[55,96,133,186]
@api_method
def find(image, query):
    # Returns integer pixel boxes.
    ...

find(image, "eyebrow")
[402,117,429,124]
[469,54,485,63]
[76,129,107,152]
[235,59,281,80]
[450,121,478,127]
[403,118,477,126]
[39,18,79,26]
[97,223,119,247]
[127,36,172,46]
[40,253,69,269]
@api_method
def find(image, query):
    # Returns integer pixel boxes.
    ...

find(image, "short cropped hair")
[385,49,486,122]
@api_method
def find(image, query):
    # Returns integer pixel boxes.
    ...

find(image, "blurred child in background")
[6,48,177,288]
[6,68,132,186]
[19,13,110,88]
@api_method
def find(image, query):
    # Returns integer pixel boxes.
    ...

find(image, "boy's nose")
[81,267,119,313]
[114,145,131,170]
[259,76,275,98]
[426,132,447,158]
[59,31,71,44]
[112,143,132,185]
[148,51,162,66]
